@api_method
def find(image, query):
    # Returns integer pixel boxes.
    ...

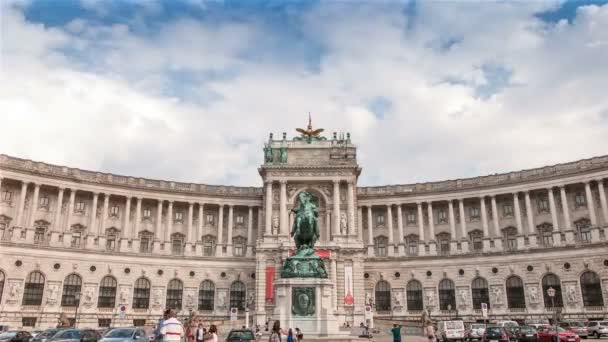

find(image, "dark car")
[483,327,510,342]
[514,326,538,342]
[226,329,256,342]
[49,330,97,342]
[32,329,62,342]
[0,331,33,342]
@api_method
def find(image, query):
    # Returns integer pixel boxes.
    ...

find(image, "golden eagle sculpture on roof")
[294,114,327,144]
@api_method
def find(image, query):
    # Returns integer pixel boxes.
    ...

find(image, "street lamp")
[74,292,81,328]
[547,287,556,332]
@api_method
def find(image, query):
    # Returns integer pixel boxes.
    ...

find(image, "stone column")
[226,204,234,255]
[427,202,436,255]
[16,181,28,228]
[524,191,537,247]
[98,194,109,249]
[333,180,341,237]
[417,202,425,256]
[448,200,456,237]
[357,206,364,241]
[198,203,204,242]
[584,181,599,242]
[458,199,468,252]
[51,187,65,246]
[216,204,224,256]
[480,196,490,251]
[547,188,561,246]
[166,201,173,242]
[330,259,338,312]
[264,181,272,236]
[257,206,263,240]
[386,204,394,256]
[513,192,525,248]
[559,186,574,244]
[155,200,163,240]
[347,180,355,235]
[246,206,254,257]
[325,211,331,241]
[279,180,288,236]
[123,196,131,239]
[187,202,194,244]
[66,189,76,232]
[598,180,608,237]
[490,196,502,250]
[396,204,405,255]
[28,183,40,229]
[367,206,374,256]
[89,192,99,245]
[134,197,142,239]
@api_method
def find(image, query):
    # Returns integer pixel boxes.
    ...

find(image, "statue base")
[281,247,328,278]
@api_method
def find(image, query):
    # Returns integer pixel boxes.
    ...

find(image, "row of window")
[3,271,248,311]
[372,219,594,257]
[373,271,604,311]
[372,194,591,227]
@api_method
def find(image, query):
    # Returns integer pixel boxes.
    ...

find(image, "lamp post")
[74,292,81,328]
[547,287,556,331]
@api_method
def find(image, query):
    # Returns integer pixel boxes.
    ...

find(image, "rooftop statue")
[281,191,328,278]
[294,114,327,144]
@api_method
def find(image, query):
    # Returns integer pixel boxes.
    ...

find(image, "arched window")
[61,274,82,307]
[438,279,456,310]
[0,270,5,303]
[166,279,183,310]
[198,280,215,311]
[406,280,423,311]
[506,276,526,309]
[542,274,563,308]
[374,236,388,257]
[98,276,117,308]
[580,271,603,307]
[471,277,490,310]
[230,281,246,310]
[22,271,45,305]
[133,278,151,309]
[375,280,391,311]
[574,219,592,243]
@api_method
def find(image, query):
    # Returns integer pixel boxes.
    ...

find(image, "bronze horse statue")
[291,191,320,251]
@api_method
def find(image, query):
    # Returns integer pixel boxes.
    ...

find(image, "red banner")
[265,266,275,304]
[288,249,331,258]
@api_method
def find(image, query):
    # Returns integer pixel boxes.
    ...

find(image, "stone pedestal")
[482,238,491,252]
[553,232,562,246]
[564,230,575,245]
[517,235,525,249]
[460,240,469,253]
[428,241,437,256]
[119,238,130,252]
[528,234,537,248]
[591,227,601,242]
[274,278,344,337]
[397,243,405,256]
[493,238,503,251]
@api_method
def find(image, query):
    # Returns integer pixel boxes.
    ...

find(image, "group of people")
[153,309,219,342]
[267,321,303,342]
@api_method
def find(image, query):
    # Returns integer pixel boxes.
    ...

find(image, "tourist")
[391,324,402,342]
[196,323,205,342]
[287,329,294,342]
[160,309,184,342]
[269,321,282,342]
[186,321,194,342]
[295,328,303,342]
[425,320,436,342]
[155,309,170,342]
[208,325,219,342]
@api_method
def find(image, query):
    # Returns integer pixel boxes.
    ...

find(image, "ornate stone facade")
[1,130,608,329]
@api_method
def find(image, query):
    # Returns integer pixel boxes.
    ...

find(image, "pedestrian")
[155,309,170,342]
[208,325,218,342]
[295,328,303,342]
[269,321,281,342]
[287,329,294,342]
[425,320,436,342]
[186,322,194,342]
[391,324,402,342]
[160,309,184,342]
[195,323,205,342]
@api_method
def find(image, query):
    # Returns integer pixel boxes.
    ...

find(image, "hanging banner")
[265,266,275,304]
[344,264,354,305]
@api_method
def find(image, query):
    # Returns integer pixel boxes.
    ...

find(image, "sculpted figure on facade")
[529,286,539,303]
[392,291,402,307]
[8,282,21,300]
[340,212,347,234]
[492,286,503,305]
[272,214,279,235]
[567,285,577,303]
[365,291,372,306]
[264,146,274,163]
[459,289,468,306]
[47,284,59,304]
[84,287,95,305]
[120,287,130,304]
[153,289,163,306]
[425,290,434,306]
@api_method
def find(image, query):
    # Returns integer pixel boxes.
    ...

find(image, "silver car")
[99,328,147,342]
[586,321,608,338]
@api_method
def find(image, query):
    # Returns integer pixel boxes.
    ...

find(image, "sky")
[1,0,608,187]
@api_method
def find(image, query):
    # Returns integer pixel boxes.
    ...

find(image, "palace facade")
[1,131,608,329]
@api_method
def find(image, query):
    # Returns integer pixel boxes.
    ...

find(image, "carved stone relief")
[152,287,164,306]
[46,283,60,305]
[491,285,503,305]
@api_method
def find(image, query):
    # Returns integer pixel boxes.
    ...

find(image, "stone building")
[1,128,607,329]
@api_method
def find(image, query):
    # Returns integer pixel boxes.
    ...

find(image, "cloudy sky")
[1,0,608,187]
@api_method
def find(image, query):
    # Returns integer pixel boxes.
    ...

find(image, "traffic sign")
[230,307,238,321]
[364,305,373,320]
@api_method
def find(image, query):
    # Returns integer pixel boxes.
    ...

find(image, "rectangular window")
[203,240,214,256]
[469,207,480,220]
[506,236,517,250]
[34,228,46,244]
[71,232,81,248]
[74,201,85,213]
[574,193,586,208]
[438,209,447,223]
[206,214,214,224]
[143,208,151,218]
[439,239,450,256]
[1,191,12,201]
[503,204,513,217]
[236,215,244,224]
[542,231,553,246]
[377,243,386,257]
[110,206,120,217]
[172,239,183,255]
[406,212,416,225]
[408,241,418,256]
[98,319,111,327]
[140,237,151,253]
[234,242,244,256]
[174,211,183,222]
[376,215,385,224]
[537,198,549,213]
[106,237,116,251]
[133,320,146,327]
[39,196,49,208]
[22,317,37,327]
[470,233,483,251]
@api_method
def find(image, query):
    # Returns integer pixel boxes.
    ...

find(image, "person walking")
[208,325,218,342]
[269,321,282,342]
[391,324,402,342]
[195,323,205,342]
[295,328,303,342]
[287,329,294,342]
[155,309,170,342]
[160,309,184,342]
[425,320,436,342]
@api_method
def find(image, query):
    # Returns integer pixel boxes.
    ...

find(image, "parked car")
[30,331,44,338]
[99,328,146,342]
[0,331,33,342]
[467,324,487,342]
[49,330,98,342]
[483,326,510,342]
[438,321,466,342]
[586,321,608,339]
[514,325,538,342]
[536,326,579,342]
[225,329,256,342]
[559,322,588,339]
[31,329,62,342]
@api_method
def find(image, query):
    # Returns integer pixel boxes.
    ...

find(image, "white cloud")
[1,2,607,186]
